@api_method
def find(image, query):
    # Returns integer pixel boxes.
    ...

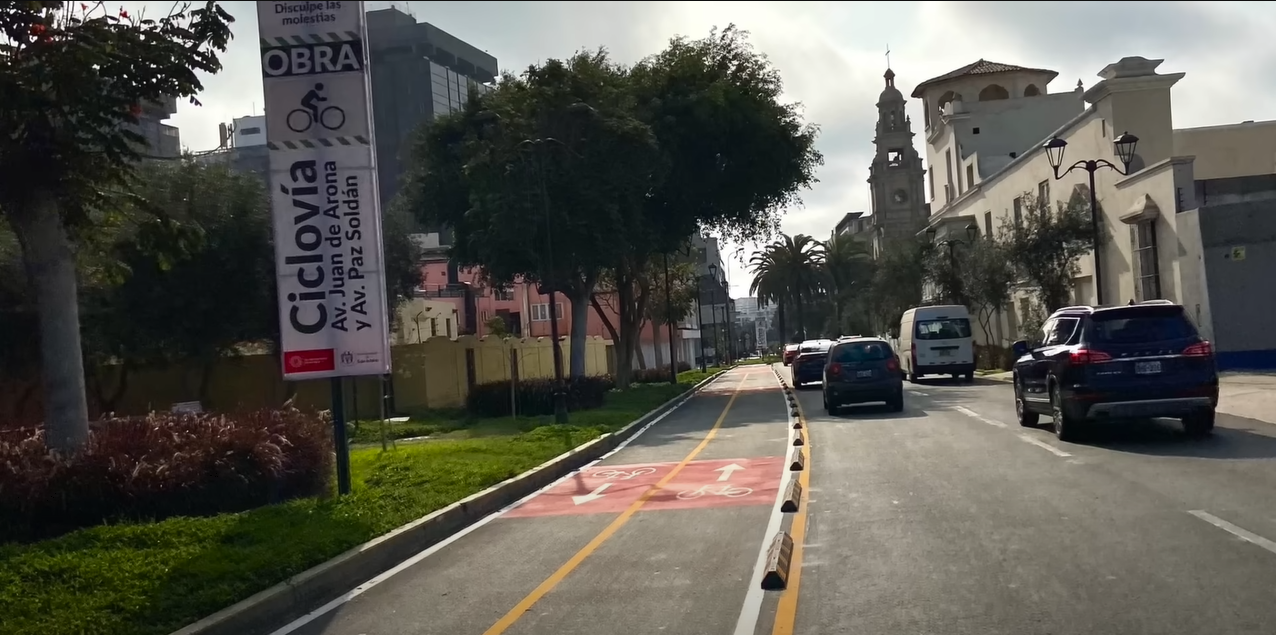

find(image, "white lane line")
[268,373,724,635]
[1016,433,1073,457]
[956,405,1006,428]
[955,406,1072,457]
[1189,510,1276,556]
[733,373,797,635]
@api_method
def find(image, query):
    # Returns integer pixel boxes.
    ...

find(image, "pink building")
[416,260,701,367]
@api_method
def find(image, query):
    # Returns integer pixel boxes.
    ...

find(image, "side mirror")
[1011,340,1029,358]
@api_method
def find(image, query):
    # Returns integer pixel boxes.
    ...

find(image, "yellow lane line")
[771,380,811,635]
[481,372,753,635]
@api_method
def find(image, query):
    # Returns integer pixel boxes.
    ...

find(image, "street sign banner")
[257,2,362,41]
[259,0,390,380]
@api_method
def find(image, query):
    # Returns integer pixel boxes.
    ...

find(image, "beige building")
[917,56,1276,369]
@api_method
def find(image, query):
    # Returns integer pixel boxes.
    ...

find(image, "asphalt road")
[269,364,1276,635]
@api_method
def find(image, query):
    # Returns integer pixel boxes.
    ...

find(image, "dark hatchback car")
[822,337,904,414]
[1011,300,1219,442]
[791,340,835,388]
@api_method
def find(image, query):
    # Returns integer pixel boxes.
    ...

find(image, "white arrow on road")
[572,483,612,505]
[714,463,746,482]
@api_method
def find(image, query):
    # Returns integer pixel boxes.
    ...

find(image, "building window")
[531,302,563,322]
[928,171,935,202]
[966,164,975,189]
[983,211,993,239]
[1013,196,1023,227]
[1131,219,1161,301]
[239,127,261,136]
[494,287,513,301]
[1038,180,1050,213]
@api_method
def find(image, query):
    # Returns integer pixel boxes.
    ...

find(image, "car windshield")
[831,342,892,363]
[800,341,830,353]
[915,318,972,340]
[1090,308,1196,344]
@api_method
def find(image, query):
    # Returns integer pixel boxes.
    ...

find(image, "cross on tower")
[885,44,891,69]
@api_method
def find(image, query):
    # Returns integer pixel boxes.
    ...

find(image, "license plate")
[938,349,953,357]
[1135,360,1162,375]
[857,370,873,378]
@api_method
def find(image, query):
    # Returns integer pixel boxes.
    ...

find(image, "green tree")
[749,234,821,342]
[817,232,873,335]
[405,27,821,386]
[81,159,276,409]
[865,237,926,337]
[999,192,1097,313]
[0,2,233,450]
[403,50,660,385]
[963,234,1017,347]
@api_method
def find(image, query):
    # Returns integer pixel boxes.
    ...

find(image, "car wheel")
[1015,381,1039,427]
[1050,383,1082,442]
[888,390,904,413]
[824,393,836,415]
[963,372,975,383]
[1183,409,1216,437]
[906,371,917,383]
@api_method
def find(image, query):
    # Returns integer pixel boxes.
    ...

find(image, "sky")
[140,0,1276,298]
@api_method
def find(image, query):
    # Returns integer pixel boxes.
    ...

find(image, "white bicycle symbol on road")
[675,484,754,500]
[591,467,656,481]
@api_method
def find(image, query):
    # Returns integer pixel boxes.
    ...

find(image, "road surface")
[270,364,1276,635]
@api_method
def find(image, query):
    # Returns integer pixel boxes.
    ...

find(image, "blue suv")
[1011,300,1219,442]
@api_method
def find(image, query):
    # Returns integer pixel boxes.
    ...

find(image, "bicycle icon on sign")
[675,484,754,501]
[287,82,346,133]
[591,467,656,481]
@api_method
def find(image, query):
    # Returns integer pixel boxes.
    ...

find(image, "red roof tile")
[910,59,1058,98]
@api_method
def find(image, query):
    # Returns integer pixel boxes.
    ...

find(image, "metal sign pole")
[331,377,351,495]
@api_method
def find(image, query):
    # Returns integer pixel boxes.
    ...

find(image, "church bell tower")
[867,68,927,256]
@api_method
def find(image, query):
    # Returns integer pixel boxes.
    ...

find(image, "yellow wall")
[97,336,613,419]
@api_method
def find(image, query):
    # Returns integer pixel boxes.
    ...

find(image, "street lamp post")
[663,251,677,384]
[708,263,722,365]
[1042,132,1140,306]
[694,272,706,372]
[477,102,597,424]
[722,273,734,365]
[925,223,979,304]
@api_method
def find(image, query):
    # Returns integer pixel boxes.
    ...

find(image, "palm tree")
[749,233,821,342]
[816,232,874,334]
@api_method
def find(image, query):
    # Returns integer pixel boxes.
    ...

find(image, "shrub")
[631,363,693,384]
[466,375,616,418]
[0,408,332,542]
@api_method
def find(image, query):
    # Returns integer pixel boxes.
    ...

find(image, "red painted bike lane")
[504,456,784,519]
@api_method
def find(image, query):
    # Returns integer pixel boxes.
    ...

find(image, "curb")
[170,370,729,635]
[979,373,1013,383]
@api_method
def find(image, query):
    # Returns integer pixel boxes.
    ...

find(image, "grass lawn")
[349,367,727,447]
[0,376,720,635]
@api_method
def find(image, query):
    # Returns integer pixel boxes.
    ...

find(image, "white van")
[898,305,975,382]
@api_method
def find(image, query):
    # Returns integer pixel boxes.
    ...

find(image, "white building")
[916,55,1276,370]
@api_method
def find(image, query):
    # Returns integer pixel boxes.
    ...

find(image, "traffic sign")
[503,457,783,519]
[264,74,370,145]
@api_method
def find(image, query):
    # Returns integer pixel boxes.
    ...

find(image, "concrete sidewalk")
[978,370,1276,425]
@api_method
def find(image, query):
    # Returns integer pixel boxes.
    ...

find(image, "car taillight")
[1069,349,1113,364]
[1183,341,1212,357]
[828,363,842,376]
[887,356,899,372]
[910,342,917,364]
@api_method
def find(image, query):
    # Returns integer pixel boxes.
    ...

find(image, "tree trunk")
[566,270,599,378]
[567,291,590,378]
[651,319,664,369]
[776,302,787,346]
[10,190,90,452]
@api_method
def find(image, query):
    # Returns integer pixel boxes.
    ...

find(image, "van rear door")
[914,316,974,368]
